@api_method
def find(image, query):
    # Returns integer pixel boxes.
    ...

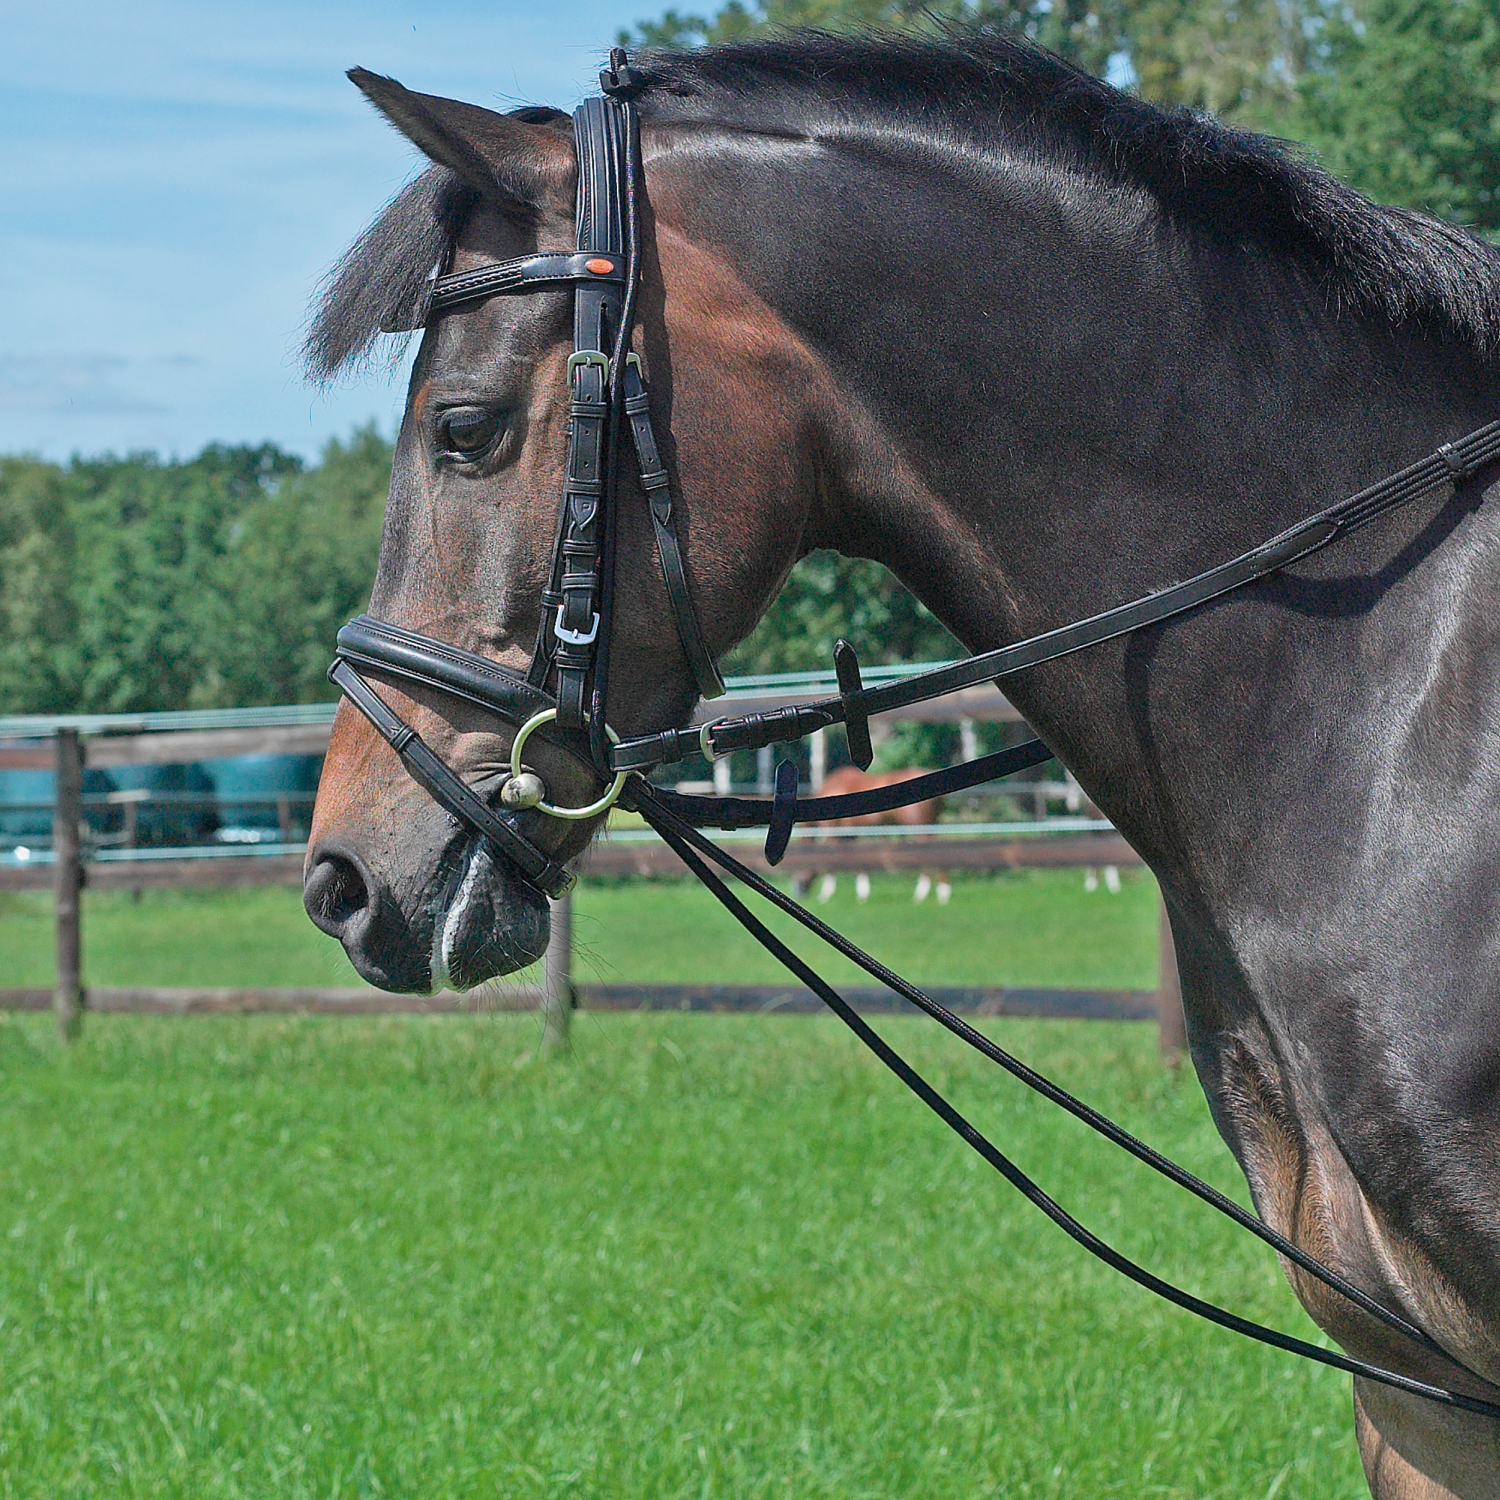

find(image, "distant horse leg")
[914,873,932,903]
[817,874,837,903]
[855,872,871,902]
[1084,868,1099,892]
[935,874,951,905]
[791,874,812,898]
[1103,865,1121,893]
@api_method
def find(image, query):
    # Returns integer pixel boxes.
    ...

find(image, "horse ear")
[348,68,566,223]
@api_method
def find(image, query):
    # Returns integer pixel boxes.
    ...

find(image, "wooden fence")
[1,708,1186,1057]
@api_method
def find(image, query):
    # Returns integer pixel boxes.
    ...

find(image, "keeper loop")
[764,758,800,865]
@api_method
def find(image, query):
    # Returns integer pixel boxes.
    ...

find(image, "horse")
[301,33,1500,1494]
[790,764,950,904]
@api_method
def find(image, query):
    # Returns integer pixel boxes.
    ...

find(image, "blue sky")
[2,0,649,462]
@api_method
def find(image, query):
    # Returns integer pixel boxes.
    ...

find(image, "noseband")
[327,49,1500,1417]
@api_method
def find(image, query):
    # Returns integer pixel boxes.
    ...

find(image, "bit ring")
[510,709,627,820]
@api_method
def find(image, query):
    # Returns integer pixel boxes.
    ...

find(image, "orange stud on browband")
[585,257,615,274]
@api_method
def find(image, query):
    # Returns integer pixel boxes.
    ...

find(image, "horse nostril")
[303,850,372,936]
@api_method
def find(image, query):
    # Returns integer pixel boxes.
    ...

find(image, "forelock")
[303,166,475,382]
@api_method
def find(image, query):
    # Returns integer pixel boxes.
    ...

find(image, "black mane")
[306,30,1500,379]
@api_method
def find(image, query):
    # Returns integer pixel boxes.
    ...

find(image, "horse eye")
[438,407,504,457]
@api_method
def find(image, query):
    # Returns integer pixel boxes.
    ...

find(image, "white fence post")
[541,891,573,1054]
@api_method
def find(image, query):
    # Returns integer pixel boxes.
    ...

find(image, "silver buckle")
[566,350,610,383]
[554,603,600,646]
[566,350,642,384]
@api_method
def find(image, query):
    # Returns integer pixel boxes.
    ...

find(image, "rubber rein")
[329,50,1500,1417]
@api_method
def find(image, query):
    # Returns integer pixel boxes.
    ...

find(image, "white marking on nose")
[433,841,491,993]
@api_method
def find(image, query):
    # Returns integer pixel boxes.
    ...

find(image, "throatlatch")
[328,48,1500,1420]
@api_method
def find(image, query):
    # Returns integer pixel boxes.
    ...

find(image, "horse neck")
[669,133,1500,904]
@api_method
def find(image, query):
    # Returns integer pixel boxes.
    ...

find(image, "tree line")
[4,0,1493,714]
[0,429,950,714]
[0,431,390,715]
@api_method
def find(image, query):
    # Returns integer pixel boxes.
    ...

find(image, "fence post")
[959,717,979,763]
[1155,891,1186,1062]
[541,891,573,1054]
[713,753,733,796]
[53,729,85,1042]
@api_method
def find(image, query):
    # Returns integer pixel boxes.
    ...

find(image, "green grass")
[0,1012,1363,1497]
[0,870,1159,993]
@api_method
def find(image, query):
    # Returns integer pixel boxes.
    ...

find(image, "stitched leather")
[636,738,1055,831]
[337,616,557,725]
[611,418,1500,773]
[549,97,628,731]
[329,661,575,898]
[380,252,625,332]
[638,788,1500,1418]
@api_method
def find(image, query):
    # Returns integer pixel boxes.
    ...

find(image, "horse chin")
[304,830,550,995]
[427,840,551,992]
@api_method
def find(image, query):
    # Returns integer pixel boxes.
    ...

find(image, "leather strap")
[763,758,800,864]
[549,97,628,730]
[637,787,1500,1418]
[637,737,1055,834]
[329,661,575,898]
[613,417,1500,772]
[337,615,558,728]
[381,252,625,332]
[622,358,725,699]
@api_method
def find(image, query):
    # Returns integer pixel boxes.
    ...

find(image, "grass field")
[0,1010,1365,1498]
[0,869,1161,993]
[0,874,1365,1494]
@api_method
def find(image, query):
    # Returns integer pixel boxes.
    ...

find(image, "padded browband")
[381,251,624,331]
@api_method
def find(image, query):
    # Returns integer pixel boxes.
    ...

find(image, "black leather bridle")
[328,50,1500,1418]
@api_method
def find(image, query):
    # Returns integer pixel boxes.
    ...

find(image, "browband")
[380,251,625,332]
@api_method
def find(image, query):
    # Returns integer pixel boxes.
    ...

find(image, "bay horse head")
[302,64,829,991]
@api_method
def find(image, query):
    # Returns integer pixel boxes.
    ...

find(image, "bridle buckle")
[565,350,641,384]
[566,349,610,384]
[553,603,600,646]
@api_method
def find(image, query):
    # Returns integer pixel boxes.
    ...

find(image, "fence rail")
[1,684,1182,1055]
[0,982,1163,1022]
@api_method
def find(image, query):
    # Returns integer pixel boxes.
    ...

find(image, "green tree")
[0,434,389,716]
[723,552,959,674]
[1290,0,1500,227]
[63,444,304,713]
[1115,0,1320,121]
[196,427,390,707]
[0,458,80,715]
